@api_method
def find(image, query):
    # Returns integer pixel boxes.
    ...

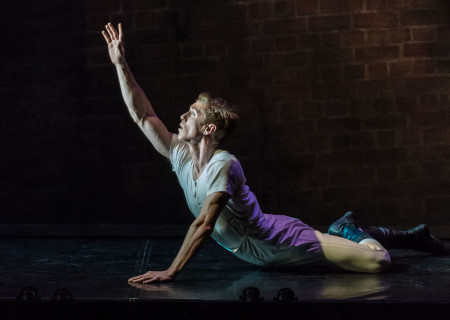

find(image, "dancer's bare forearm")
[102,23,172,157]
[128,192,230,284]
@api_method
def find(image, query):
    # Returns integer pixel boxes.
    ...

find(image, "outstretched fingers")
[101,23,124,46]
[128,275,144,283]
[128,271,172,284]
[128,271,152,283]
[101,30,111,44]
[118,23,124,42]
[106,23,119,41]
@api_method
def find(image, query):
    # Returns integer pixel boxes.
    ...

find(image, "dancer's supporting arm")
[128,191,230,283]
[102,23,173,158]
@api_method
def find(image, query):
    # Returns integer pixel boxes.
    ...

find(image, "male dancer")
[102,23,448,284]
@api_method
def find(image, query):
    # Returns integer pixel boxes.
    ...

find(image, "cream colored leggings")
[314,231,391,273]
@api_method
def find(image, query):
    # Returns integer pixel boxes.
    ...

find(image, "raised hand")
[102,23,125,66]
[128,270,174,284]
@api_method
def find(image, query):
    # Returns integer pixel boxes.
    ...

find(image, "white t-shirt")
[169,136,321,267]
[169,136,260,251]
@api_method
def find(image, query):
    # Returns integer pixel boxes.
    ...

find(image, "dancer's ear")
[203,124,217,136]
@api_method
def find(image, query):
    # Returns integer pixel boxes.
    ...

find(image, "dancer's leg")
[314,231,391,273]
[362,225,450,254]
[329,212,450,254]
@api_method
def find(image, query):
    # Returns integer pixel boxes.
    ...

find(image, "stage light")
[239,287,263,302]
[17,286,40,301]
[54,288,74,301]
[273,287,297,302]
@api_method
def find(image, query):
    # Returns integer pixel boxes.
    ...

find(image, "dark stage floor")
[1,237,450,319]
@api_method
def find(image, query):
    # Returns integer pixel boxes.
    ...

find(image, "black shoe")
[328,211,358,235]
[413,225,450,255]
[328,211,373,243]
[363,224,450,255]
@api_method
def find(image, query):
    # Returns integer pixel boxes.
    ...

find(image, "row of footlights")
[17,286,296,302]
[17,286,73,301]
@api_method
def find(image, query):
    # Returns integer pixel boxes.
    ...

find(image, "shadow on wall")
[118,1,450,226]
[1,0,450,229]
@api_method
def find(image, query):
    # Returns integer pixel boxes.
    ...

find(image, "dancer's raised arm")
[102,23,173,158]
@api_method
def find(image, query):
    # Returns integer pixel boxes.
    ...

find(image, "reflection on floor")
[1,237,450,319]
[2,237,450,302]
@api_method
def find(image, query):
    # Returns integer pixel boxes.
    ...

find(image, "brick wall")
[1,0,450,228]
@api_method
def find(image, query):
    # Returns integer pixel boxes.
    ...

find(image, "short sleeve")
[206,159,243,197]
[169,135,190,174]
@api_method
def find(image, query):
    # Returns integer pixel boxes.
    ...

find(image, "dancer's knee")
[366,251,391,273]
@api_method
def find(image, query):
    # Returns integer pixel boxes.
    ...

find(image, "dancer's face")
[178,101,207,143]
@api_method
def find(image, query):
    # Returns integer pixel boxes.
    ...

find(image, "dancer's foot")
[328,211,373,244]
[412,225,450,255]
